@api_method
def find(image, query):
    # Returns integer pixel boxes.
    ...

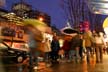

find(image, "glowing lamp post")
[38,17,44,22]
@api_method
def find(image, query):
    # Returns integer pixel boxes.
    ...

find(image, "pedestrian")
[25,24,43,71]
[44,38,52,67]
[62,39,71,61]
[69,34,81,63]
[79,34,85,62]
[50,35,60,63]
[83,30,93,63]
[94,32,105,63]
[106,42,108,54]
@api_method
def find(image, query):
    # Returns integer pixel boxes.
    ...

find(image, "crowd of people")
[60,30,106,64]
[25,23,107,71]
[44,30,106,65]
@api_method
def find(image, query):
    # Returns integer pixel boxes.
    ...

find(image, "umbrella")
[61,21,78,36]
[23,19,48,32]
[63,28,78,34]
[61,27,78,36]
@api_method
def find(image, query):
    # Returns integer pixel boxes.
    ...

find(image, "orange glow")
[39,17,44,21]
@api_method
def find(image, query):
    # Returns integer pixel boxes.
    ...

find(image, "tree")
[60,0,104,31]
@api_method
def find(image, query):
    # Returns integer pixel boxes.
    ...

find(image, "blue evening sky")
[2,0,66,29]
[2,0,108,30]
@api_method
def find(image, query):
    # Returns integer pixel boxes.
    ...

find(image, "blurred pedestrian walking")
[83,30,93,63]
[62,38,71,61]
[69,34,81,63]
[51,35,60,63]
[25,24,43,72]
[94,32,105,63]
[44,38,52,67]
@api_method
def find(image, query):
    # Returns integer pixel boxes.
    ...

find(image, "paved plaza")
[1,54,108,72]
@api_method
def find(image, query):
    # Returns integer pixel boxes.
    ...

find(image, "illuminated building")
[26,10,51,26]
[11,0,51,26]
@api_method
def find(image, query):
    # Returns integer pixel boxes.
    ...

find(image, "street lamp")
[38,17,44,22]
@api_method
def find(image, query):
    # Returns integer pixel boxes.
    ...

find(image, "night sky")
[2,0,108,30]
[2,0,66,29]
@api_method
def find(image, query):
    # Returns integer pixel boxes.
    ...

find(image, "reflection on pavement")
[1,54,108,72]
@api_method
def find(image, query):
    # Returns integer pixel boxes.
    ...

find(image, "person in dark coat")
[79,34,84,61]
[51,36,60,63]
[69,34,82,63]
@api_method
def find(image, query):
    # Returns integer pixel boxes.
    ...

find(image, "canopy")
[23,19,47,26]
[23,19,48,32]
[61,27,78,36]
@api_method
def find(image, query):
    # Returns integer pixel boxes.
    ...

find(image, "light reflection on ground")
[0,54,108,72]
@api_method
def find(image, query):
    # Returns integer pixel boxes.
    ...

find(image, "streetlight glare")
[39,17,44,21]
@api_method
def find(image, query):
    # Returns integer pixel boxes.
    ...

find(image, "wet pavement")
[1,54,108,72]
[39,54,108,72]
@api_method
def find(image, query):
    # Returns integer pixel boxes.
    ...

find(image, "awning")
[23,19,49,32]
